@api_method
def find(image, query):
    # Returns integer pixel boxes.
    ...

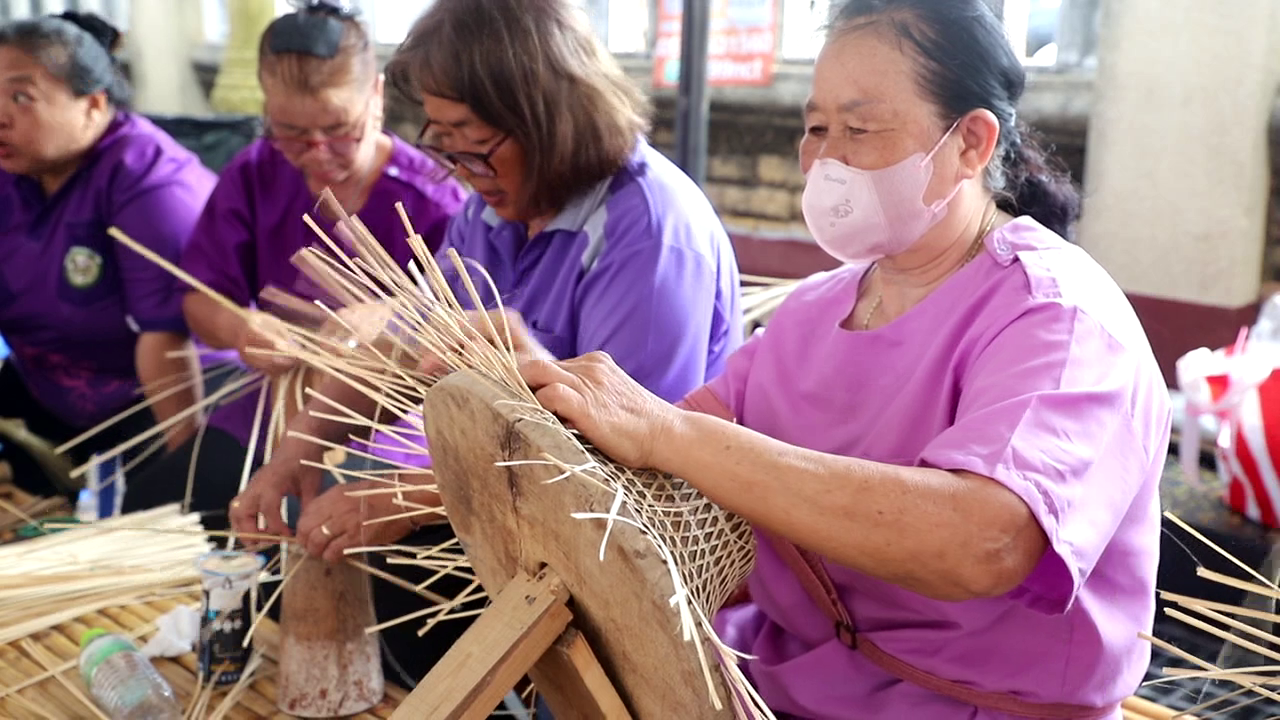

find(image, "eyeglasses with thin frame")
[414,120,509,179]
[264,101,372,158]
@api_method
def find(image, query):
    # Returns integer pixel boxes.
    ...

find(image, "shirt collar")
[479,173,613,234]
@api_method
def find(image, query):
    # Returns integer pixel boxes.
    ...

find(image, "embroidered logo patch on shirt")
[63,245,104,289]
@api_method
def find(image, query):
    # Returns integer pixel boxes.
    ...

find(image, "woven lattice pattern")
[593,457,757,617]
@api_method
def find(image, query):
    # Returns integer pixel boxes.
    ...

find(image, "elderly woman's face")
[800,25,963,206]
[419,94,526,223]
[262,76,382,188]
[0,46,105,177]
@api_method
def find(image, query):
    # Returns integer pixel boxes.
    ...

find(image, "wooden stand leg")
[391,569,571,720]
[528,629,631,720]
[389,568,633,720]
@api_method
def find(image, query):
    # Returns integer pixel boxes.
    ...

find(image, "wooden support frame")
[389,568,631,720]
[391,371,740,720]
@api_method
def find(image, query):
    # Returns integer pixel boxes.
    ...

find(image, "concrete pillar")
[126,0,210,116]
[1054,0,1099,68]
[1076,0,1280,383]
[208,0,276,116]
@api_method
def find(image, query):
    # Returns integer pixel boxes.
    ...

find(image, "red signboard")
[653,0,778,88]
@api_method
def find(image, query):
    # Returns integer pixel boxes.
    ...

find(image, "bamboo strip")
[20,638,109,720]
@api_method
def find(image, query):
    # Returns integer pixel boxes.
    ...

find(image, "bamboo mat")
[1,592,408,719]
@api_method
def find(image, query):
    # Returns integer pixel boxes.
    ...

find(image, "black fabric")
[0,361,159,499]
[367,522,488,688]
[145,115,261,173]
[120,425,253,532]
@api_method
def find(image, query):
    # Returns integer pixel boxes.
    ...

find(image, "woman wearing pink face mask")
[516,0,1169,718]
[121,0,466,528]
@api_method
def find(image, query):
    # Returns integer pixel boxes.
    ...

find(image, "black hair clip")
[289,0,360,19]
[269,0,360,58]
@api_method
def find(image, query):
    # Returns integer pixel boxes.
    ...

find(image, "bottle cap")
[80,628,108,648]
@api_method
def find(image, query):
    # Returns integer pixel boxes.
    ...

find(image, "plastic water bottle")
[79,629,182,720]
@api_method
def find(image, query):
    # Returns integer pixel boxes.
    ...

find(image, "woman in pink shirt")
[517,0,1170,718]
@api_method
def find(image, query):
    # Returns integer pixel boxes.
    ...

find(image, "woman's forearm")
[135,332,201,451]
[275,371,381,463]
[183,292,245,350]
[653,411,1048,602]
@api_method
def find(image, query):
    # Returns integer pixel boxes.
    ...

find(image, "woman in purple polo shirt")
[229,0,742,691]
[0,12,213,498]
[120,1,466,526]
[515,1,1169,718]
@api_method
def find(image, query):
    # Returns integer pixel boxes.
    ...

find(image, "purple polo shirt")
[0,112,216,428]
[180,133,467,450]
[438,140,742,404]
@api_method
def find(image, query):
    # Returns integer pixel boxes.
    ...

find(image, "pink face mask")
[801,119,962,265]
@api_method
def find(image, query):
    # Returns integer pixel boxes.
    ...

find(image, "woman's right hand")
[228,447,324,538]
[236,310,299,377]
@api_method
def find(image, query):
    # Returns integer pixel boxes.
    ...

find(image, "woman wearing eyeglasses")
[229,0,743,692]
[120,1,466,526]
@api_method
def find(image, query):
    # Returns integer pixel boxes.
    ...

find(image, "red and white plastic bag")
[1177,306,1280,527]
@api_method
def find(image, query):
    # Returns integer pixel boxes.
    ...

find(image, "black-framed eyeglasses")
[414,120,509,179]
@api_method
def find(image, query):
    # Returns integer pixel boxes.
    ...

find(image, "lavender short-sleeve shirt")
[180,134,467,450]
[0,112,216,428]
[439,140,743,403]
[706,218,1170,719]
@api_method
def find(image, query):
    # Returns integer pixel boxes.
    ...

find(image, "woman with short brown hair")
[388,0,650,230]
[232,0,743,692]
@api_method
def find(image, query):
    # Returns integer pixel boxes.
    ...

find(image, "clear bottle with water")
[79,629,182,720]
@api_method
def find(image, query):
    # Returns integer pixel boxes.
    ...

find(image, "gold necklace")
[861,204,999,331]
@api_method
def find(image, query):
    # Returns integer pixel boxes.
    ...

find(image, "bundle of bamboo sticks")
[0,504,212,646]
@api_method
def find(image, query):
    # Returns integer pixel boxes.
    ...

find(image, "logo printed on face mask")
[830,201,855,222]
[801,118,964,265]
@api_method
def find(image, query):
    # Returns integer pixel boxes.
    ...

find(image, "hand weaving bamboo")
[101,191,770,718]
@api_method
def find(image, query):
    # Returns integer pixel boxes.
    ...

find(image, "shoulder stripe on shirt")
[477,175,616,272]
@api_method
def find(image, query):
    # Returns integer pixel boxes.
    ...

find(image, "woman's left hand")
[294,479,415,563]
[518,352,684,469]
